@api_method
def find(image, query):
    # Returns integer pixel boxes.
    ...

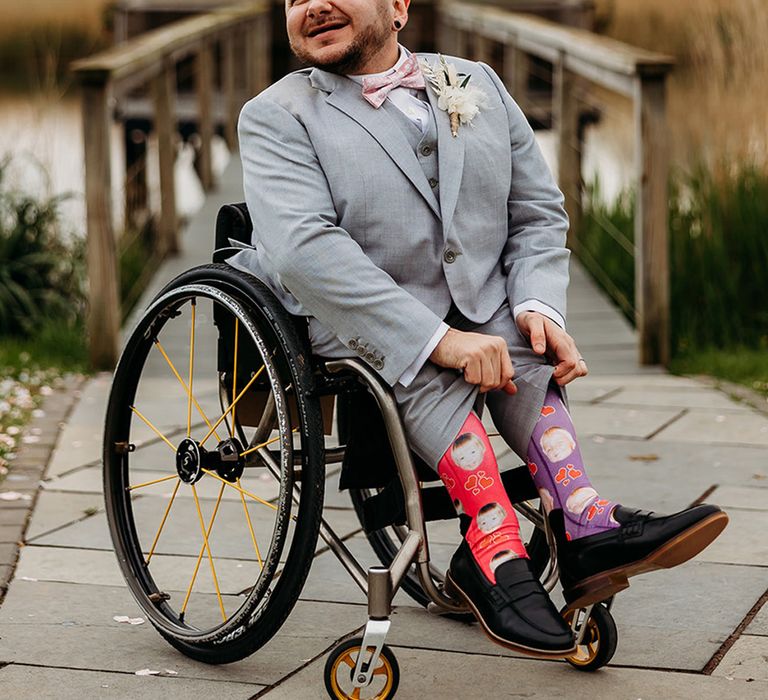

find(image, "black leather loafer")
[550,504,729,609]
[445,541,576,657]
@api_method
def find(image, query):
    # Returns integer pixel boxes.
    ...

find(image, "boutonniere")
[419,55,488,137]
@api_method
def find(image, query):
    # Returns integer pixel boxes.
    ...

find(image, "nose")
[305,0,333,18]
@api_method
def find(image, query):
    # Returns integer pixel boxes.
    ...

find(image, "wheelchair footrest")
[361,465,539,533]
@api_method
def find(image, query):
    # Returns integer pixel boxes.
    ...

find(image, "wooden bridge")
[71,0,673,370]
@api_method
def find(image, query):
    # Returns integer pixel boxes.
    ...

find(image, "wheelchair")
[103,202,619,698]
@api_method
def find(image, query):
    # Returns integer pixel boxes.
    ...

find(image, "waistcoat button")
[443,249,457,264]
[420,144,433,156]
[428,177,438,188]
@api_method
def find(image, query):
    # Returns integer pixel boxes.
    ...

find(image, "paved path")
[1,157,767,698]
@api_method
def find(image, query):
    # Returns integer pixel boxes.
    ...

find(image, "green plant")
[0,162,86,337]
[577,164,768,356]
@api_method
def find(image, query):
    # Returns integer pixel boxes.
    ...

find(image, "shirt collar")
[347,45,411,85]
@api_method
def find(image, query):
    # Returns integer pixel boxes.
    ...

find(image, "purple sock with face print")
[526,385,620,541]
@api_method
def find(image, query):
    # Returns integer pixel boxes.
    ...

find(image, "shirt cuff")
[398,322,450,387]
[512,301,566,330]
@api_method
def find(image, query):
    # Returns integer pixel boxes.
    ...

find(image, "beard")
[290,9,391,74]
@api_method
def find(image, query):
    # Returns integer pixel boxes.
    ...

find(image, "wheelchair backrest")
[214,202,253,259]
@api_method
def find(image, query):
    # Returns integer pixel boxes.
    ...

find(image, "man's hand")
[516,311,588,386]
[429,328,517,394]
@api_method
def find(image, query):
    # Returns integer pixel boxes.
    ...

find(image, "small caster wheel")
[324,637,400,699]
[562,603,618,672]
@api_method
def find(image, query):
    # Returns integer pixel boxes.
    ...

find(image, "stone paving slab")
[569,404,684,439]
[713,485,768,511]
[747,604,768,636]
[695,508,768,567]
[260,645,768,699]
[0,579,361,687]
[713,635,768,681]
[653,408,768,447]
[0,665,263,700]
[26,491,106,542]
[598,386,748,411]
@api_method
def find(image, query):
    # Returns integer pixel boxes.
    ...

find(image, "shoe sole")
[563,511,729,610]
[444,572,577,658]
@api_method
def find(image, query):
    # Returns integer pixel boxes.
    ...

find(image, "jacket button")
[420,144,433,156]
[365,351,376,361]
[356,346,366,356]
[428,177,438,188]
[443,249,457,264]
[373,359,384,370]
[348,339,358,350]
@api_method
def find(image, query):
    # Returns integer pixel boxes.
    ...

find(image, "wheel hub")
[175,438,204,484]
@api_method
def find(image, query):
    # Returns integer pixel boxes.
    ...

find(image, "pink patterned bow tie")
[361,54,426,108]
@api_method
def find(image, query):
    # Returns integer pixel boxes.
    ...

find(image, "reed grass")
[578,164,768,358]
[595,0,768,168]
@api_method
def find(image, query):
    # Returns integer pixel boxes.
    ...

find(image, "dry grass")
[0,1,111,35]
[595,0,768,168]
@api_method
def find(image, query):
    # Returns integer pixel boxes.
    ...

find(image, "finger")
[502,380,517,395]
[463,356,481,386]
[529,316,547,355]
[479,349,496,393]
[499,343,515,386]
[488,344,502,390]
[553,359,582,386]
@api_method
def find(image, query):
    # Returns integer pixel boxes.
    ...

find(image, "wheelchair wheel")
[562,603,618,672]
[324,637,400,699]
[349,489,550,609]
[103,264,325,664]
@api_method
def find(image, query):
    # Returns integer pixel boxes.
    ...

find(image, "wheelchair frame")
[103,202,618,699]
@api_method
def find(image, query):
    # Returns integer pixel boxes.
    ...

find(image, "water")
[0,92,228,236]
[0,91,631,238]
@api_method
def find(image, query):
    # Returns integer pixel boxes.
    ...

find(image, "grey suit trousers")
[311,301,554,468]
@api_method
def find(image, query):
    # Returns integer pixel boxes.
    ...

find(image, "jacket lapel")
[311,68,441,220]
[419,55,466,236]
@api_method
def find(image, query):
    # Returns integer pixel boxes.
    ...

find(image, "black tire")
[563,603,618,672]
[103,264,325,664]
[349,488,551,609]
[324,637,400,699]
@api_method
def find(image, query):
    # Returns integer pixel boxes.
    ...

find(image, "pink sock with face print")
[526,385,620,541]
[438,412,528,583]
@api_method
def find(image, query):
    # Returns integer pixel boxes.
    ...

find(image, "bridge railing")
[71,0,270,369]
[438,0,674,366]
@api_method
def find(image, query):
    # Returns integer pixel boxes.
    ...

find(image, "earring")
[393,20,402,30]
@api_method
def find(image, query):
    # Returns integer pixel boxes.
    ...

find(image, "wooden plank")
[81,83,121,370]
[473,33,493,65]
[440,2,673,78]
[152,60,179,254]
[196,38,215,191]
[255,13,271,93]
[503,43,529,112]
[222,30,237,150]
[634,74,670,366]
[71,1,269,84]
[554,56,582,252]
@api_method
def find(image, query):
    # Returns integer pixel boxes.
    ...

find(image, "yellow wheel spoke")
[238,479,263,568]
[341,653,356,669]
[187,299,196,437]
[130,406,176,452]
[351,688,361,699]
[201,468,277,511]
[240,429,296,457]
[146,478,181,564]
[181,483,227,621]
[200,365,265,446]
[128,474,179,491]
[372,665,387,676]
[154,339,222,444]
[230,318,239,439]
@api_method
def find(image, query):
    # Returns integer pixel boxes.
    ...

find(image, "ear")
[393,0,410,28]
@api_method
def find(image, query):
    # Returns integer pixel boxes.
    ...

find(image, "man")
[229,0,727,657]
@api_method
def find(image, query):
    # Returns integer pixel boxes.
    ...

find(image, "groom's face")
[286,0,403,74]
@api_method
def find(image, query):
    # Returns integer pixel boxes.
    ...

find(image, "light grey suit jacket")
[229,53,570,386]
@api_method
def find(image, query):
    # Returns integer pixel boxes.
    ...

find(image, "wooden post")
[245,21,259,98]
[503,41,529,112]
[455,27,468,59]
[81,81,120,369]
[474,33,493,65]
[255,14,271,93]
[151,60,178,254]
[634,73,670,366]
[196,39,215,192]
[222,31,237,152]
[554,54,582,251]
